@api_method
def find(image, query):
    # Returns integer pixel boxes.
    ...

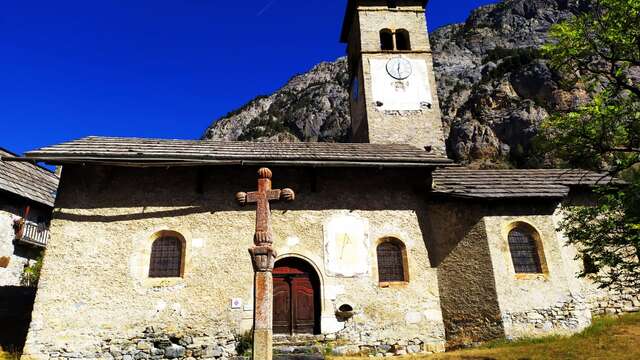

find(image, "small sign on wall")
[230,298,243,309]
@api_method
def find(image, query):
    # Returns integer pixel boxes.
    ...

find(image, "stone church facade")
[8,1,636,360]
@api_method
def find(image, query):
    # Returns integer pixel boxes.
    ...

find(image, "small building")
[0,147,59,351]
[0,148,58,285]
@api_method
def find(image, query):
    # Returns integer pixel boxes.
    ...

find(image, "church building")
[7,1,630,359]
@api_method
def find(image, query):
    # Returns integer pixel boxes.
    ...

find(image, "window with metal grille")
[508,227,542,273]
[149,236,183,278]
[377,241,406,282]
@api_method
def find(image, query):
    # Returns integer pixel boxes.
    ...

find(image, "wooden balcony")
[15,222,50,248]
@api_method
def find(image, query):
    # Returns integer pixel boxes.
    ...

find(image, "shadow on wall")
[420,198,559,348]
[53,165,433,223]
[0,286,36,353]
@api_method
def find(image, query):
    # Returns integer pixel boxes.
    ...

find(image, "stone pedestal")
[253,271,273,360]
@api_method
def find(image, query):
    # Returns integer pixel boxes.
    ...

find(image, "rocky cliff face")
[203,0,589,166]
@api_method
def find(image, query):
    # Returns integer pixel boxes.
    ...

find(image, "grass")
[330,312,640,360]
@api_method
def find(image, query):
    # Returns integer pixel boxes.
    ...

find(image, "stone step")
[273,344,325,355]
[274,355,324,360]
[272,334,325,347]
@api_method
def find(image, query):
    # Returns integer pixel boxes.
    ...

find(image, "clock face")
[386,57,412,80]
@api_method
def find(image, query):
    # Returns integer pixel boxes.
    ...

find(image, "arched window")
[149,235,183,278]
[508,226,543,273]
[380,29,394,51]
[395,29,411,50]
[376,238,408,283]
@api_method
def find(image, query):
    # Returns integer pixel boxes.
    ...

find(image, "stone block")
[164,345,186,359]
[137,342,151,351]
[406,345,420,354]
[332,345,360,356]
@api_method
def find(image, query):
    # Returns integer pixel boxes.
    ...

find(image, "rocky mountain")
[203,60,351,143]
[203,0,590,167]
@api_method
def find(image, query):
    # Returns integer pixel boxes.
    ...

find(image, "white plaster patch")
[286,236,300,247]
[370,57,433,111]
[192,238,204,248]
[321,315,345,333]
[324,214,370,277]
[325,285,345,300]
[405,311,422,324]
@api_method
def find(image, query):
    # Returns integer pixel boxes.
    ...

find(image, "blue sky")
[1,0,496,155]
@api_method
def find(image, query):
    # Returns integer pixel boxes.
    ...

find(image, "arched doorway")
[273,257,321,335]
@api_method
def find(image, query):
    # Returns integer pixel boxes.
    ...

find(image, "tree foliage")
[542,0,640,289]
[21,254,43,288]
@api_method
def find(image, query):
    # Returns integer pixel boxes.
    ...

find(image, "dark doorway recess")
[273,257,321,335]
[0,286,36,353]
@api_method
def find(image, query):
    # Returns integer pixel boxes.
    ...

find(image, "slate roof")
[15,136,452,168]
[432,168,624,199]
[0,148,59,207]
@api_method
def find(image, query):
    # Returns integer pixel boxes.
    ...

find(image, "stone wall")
[587,288,640,315]
[45,327,238,360]
[483,214,592,339]
[427,199,593,347]
[501,295,590,337]
[552,202,640,318]
[426,201,504,348]
[22,165,445,359]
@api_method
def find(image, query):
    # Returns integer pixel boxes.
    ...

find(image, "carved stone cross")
[236,167,294,360]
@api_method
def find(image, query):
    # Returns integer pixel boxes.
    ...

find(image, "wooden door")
[291,276,315,333]
[273,258,318,335]
[273,277,291,334]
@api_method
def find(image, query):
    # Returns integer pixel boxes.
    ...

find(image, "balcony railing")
[15,222,50,248]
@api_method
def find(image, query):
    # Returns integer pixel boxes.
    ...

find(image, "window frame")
[505,222,548,278]
[376,237,410,287]
[147,230,186,279]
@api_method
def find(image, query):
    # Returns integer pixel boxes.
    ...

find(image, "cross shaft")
[235,168,294,360]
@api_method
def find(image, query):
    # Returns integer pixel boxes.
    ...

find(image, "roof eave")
[0,187,55,208]
[4,155,454,169]
[429,192,569,201]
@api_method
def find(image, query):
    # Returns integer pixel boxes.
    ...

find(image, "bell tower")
[341,0,446,153]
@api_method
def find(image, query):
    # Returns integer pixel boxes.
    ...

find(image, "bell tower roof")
[340,0,429,43]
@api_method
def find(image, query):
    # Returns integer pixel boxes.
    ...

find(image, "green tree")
[542,0,640,289]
